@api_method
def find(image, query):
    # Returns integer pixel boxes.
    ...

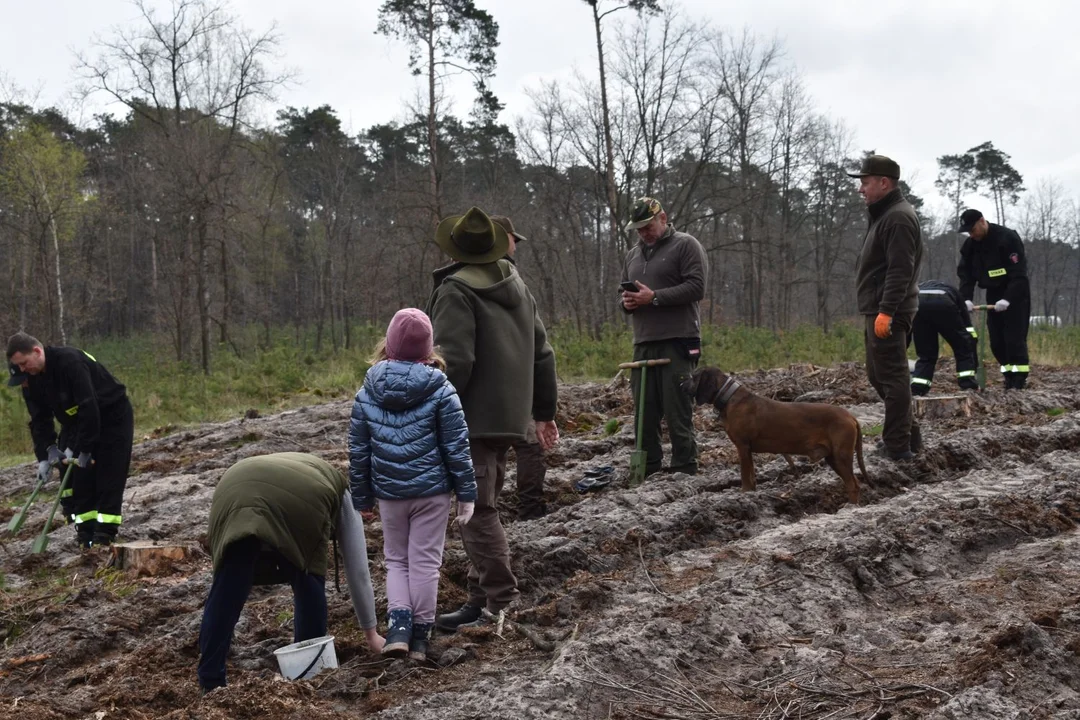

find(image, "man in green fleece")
[849,154,924,461]
[426,207,559,632]
[198,452,383,691]
[621,197,708,476]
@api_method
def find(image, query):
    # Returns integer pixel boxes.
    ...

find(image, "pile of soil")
[3,361,1080,719]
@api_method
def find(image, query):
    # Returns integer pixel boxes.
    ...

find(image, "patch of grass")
[863,424,884,437]
[4,321,1080,467]
[603,418,622,436]
[1047,407,1066,417]
[276,610,294,626]
[95,567,138,599]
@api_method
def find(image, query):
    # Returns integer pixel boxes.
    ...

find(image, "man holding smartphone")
[620,197,708,476]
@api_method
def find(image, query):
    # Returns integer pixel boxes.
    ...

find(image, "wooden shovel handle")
[619,358,673,370]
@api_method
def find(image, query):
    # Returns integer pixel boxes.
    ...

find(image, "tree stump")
[913,394,973,419]
[110,541,195,576]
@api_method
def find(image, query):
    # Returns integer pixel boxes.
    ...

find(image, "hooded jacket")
[855,188,924,316]
[348,360,476,510]
[425,259,558,441]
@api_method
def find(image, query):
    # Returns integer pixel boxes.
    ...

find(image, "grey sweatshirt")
[337,491,377,630]
[620,225,708,342]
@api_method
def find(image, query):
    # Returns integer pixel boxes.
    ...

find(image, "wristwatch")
[651,295,660,306]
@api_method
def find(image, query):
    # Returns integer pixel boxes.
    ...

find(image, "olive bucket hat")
[434,207,510,265]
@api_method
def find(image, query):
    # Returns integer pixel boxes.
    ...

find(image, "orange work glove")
[874,313,893,339]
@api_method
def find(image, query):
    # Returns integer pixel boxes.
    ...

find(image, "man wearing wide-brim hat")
[849,154,925,462]
[425,206,559,632]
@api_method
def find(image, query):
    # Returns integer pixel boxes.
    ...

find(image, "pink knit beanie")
[385,308,433,362]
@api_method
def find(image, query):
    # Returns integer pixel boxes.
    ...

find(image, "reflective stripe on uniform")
[1001,364,1031,373]
[957,370,976,378]
[82,350,97,362]
[97,513,122,525]
[65,405,79,416]
[73,510,98,524]
[919,289,947,295]
[61,487,73,498]
[988,268,1007,278]
[911,377,932,386]
[966,326,977,338]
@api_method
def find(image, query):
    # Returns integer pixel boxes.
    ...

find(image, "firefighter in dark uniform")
[6,332,134,548]
[909,280,979,395]
[957,209,1031,389]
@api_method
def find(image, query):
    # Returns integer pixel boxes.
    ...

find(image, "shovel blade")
[7,509,28,534]
[30,533,50,554]
[629,449,646,488]
[7,480,46,534]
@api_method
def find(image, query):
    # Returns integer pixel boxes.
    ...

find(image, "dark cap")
[7,362,28,387]
[625,197,664,231]
[490,215,526,243]
[847,154,901,180]
[958,209,983,234]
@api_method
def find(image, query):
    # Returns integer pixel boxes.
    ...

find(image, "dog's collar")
[710,377,741,408]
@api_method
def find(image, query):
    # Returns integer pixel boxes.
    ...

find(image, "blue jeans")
[197,536,326,690]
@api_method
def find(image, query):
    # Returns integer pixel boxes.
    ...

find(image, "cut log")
[110,541,195,576]
[913,394,973,419]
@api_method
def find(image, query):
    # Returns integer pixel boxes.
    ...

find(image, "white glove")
[965,300,974,313]
[37,460,52,483]
[455,501,475,527]
[994,299,1010,312]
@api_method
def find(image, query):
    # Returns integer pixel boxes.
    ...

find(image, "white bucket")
[273,635,338,680]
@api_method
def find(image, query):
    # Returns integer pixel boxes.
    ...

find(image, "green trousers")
[630,340,698,473]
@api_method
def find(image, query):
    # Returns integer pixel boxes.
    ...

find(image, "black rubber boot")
[75,530,94,550]
[383,608,413,658]
[435,604,482,633]
[910,423,923,454]
[409,622,433,661]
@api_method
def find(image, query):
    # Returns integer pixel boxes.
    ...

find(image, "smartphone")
[620,280,639,293]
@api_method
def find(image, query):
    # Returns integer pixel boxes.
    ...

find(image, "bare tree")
[77,0,287,372]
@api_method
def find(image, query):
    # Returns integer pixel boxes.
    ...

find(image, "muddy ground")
[3,362,1080,719]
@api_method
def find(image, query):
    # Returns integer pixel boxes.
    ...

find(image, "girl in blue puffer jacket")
[348,308,477,661]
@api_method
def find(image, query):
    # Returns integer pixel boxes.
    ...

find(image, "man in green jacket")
[849,155,925,461]
[198,453,383,691]
[426,207,559,632]
[620,197,708,476]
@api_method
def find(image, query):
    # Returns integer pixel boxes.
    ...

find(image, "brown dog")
[681,366,868,503]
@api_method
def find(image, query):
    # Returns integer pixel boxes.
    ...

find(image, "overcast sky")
[1,0,1077,222]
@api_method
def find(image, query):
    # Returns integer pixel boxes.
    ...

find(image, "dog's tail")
[854,417,869,483]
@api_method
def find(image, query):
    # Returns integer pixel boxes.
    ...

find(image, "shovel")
[30,462,75,555]
[619,358,671,488]
[972,304,996,390]
[7,467,52,534]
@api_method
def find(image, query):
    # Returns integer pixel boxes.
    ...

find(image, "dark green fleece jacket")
[426,259,558,442]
